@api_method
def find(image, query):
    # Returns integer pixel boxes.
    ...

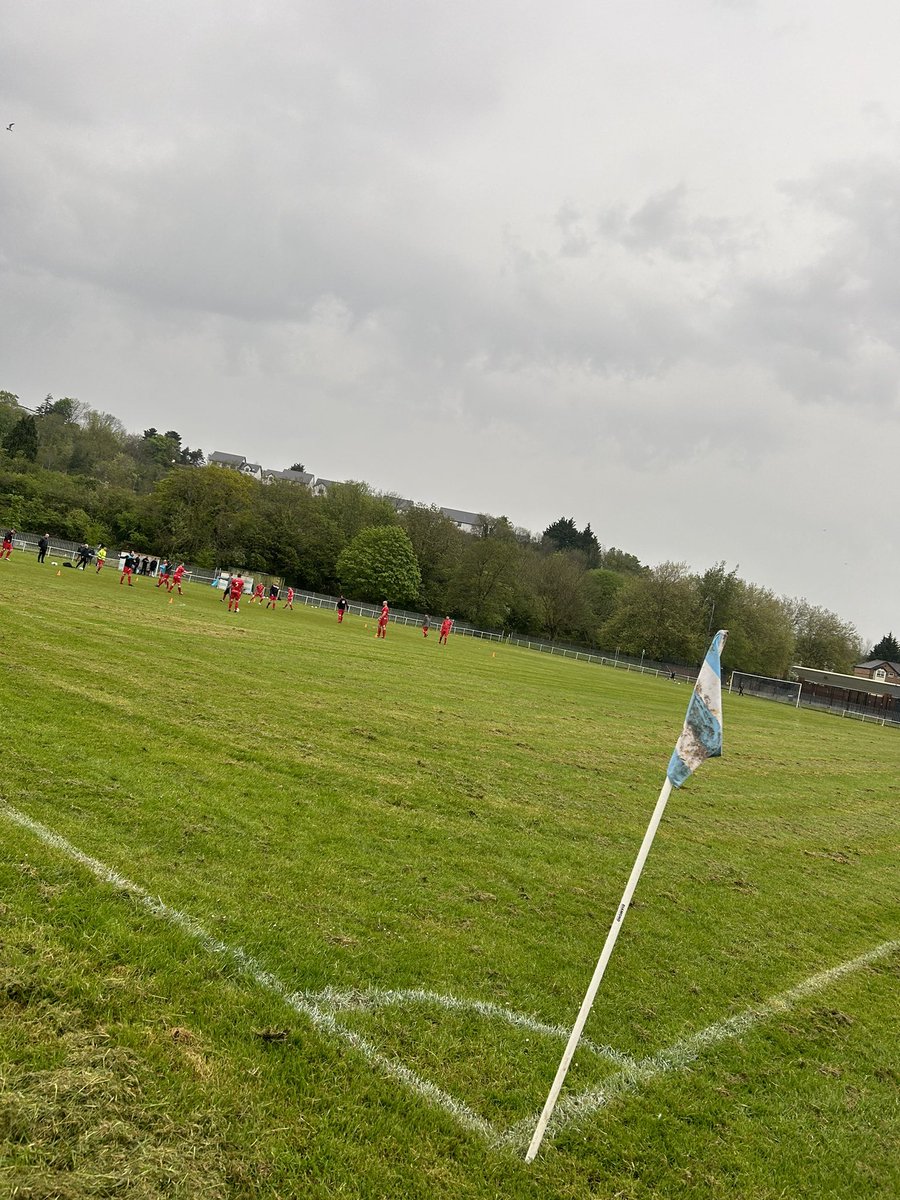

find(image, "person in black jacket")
[37,533,50,563]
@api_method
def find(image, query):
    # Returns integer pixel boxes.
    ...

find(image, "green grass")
[1,555,898,1198]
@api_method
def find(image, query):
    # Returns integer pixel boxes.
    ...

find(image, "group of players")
[221,574,295,613]
[2,529,455,643]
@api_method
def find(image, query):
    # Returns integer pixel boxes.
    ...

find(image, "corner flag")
[667,628,726,787]
[525,629,729,1162]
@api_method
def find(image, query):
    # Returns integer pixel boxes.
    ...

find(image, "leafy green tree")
[34,399,82,471]
[336,525,421,605]
[695,562,742,640]
[400,505,463,612]
[0,391,21,444]
[600,561,703,661]
[542,517,580,552]
[3,414,38,461]
[449,517,521,626]
[527,550,589,640]
[245,480,342,590]
[69,410,127,475]
[787,599,862,672]
[724,583,795,677]
[870,632,900,662]
[320,481,398,542]
[145,466,255,566]
[601,546,644,574]
[579,522,601,566]
[583,568,626,633]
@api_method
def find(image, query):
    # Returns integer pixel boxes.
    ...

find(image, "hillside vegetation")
[0,389,870,673]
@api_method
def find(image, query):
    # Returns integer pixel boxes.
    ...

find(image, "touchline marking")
[4,801,897,1155]
[0,804,495,1142]
[506,933,900,1149]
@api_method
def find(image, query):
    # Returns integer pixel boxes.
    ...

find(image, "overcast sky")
[2,1,899,642]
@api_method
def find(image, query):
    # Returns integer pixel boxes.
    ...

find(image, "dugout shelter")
[790,665,900,723]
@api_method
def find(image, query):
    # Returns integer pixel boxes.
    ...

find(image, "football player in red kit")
[439,616,452,644]
[228,574,245,612]
[249,582,265,605]
[282,587,294,610]
[376,600,389,639]
[168,563,187,594]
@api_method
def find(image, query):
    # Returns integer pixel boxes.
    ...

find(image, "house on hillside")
[263,468,314,486]
[312,478,338,496]
[854,659,900,684]
[440,507,482,534]
[209,451,246,470]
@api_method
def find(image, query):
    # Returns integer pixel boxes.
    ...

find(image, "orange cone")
[56,569,61,576]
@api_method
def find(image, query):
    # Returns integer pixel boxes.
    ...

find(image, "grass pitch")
[1,556,898,1198]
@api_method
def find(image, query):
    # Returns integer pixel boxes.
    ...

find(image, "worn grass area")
[1,555,898,1198]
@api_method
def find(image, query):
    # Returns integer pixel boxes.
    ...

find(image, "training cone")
[56,570,61,576]
[168,596,174,604]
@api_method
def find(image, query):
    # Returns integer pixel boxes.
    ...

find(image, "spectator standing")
[37,533,50,564]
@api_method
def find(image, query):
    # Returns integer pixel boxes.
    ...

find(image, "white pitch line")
[305,984,637,1069]
[506,934,900,1150]
[0,803,496,1142]
[4,801,897,1156]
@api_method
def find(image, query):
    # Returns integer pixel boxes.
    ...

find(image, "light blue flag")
[667,629,727,788]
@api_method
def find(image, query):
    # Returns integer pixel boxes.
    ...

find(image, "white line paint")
[4,800,897,1155]
[306,984,637,1069]
[1,804,495,1141]
[506,934,900,1149]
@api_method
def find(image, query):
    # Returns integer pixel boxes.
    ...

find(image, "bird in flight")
[5,123,13,131]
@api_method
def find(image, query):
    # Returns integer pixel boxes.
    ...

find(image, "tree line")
[0,389,881,675]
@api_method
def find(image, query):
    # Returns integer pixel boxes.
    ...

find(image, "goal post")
[728,671,802,708]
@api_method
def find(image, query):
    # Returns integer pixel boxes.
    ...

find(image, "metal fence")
[7,529,896,729]
[291,588,695,682]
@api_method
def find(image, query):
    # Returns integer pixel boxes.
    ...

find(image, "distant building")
[312,478,338,497]
[210,452,490,531]
[263,468,314,486]
[792,664,899,717]
[209,451,246,469]
[440,507,482,534]
[854,659,900,684]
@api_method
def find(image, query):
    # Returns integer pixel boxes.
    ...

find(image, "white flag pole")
[524,775,674,1163]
